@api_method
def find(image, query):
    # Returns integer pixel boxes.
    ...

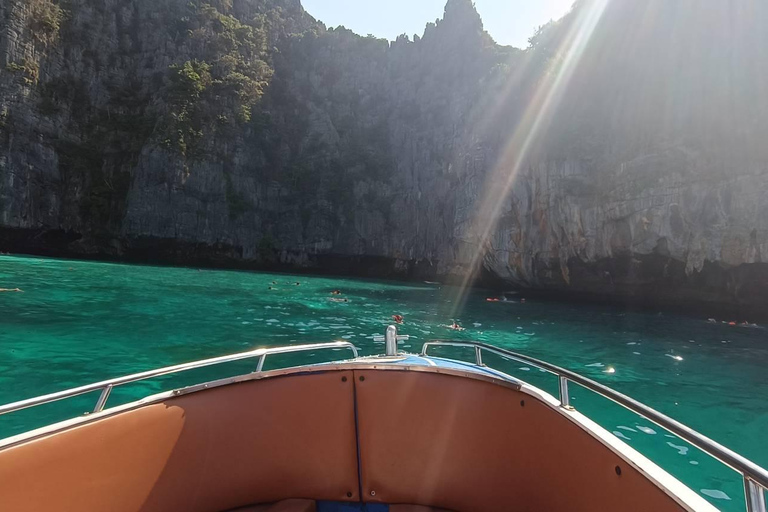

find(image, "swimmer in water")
[447,321,464,331]
[331,290,342,295]
[0,288,22,292]
[392,314,404,324]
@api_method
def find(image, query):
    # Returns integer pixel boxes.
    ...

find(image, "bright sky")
[301,0,575,48]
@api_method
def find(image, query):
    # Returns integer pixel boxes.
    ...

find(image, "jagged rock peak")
[442,0,483,31]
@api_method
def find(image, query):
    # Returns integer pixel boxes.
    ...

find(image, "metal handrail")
[0,341,358,416]
[421,340,768,512]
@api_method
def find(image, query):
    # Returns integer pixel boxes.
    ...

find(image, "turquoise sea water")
[0,255,765,510]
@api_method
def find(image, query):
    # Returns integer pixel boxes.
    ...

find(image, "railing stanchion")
[746,477,767,512]
[256,354,266,373]
[558,375,571,408]
[474,346,484,366]
[93,385,113,413]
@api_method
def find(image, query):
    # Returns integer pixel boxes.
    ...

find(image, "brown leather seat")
[227,498,317,512]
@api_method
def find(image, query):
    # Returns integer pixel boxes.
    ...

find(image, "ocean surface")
[0,255,765,510]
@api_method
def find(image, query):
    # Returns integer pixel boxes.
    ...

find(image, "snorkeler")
[0,288,22,292]
[392,314,404,324]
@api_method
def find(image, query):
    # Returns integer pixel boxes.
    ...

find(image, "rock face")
[2,0,768,313]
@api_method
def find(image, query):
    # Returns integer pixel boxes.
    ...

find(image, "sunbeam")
[449,0,610,317]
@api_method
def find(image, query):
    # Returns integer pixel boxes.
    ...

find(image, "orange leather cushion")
[354,370,686,512]
[0,371,359,512]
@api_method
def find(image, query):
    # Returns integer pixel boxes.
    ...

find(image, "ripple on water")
[613,431,631,441]
[667,442,689,455]
[637,426,657,435]
[700,489,731,501]
[616,426,637,433]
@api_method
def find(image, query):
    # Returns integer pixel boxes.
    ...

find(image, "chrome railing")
[0,341,358,417]
[421,340,768,512]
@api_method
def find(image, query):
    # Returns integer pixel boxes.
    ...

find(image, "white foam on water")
[616,426,636,432]
[632,352,641,355]
[473,323,482,327]
[667,442,689,455]
[524,332,535,336]
[613,431,631,441]
[700,489,731,501]
[690,461,699,465]
[626,342,637,345]
[241,321,251,325]
[637,426,657,435]
[585,363,605,368]
[666,354,684,361]
[266,319,279,323]
[519,367,531,371]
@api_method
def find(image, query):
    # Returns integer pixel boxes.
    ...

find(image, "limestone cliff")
[2,0,768,314]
